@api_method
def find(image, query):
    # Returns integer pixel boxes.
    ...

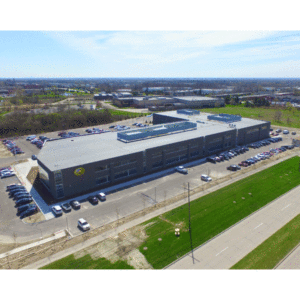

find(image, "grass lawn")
[139,156,300,269]
[0,111,8,118]
[108,109,149,117]
[231,214,300,269]
[41,254,134,269]
[201,105,300,128]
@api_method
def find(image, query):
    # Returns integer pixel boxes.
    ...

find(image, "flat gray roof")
[173,96,219,101]
[157,111,268,129]
[38,112,268,172]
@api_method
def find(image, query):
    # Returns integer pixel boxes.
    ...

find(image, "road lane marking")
[216,247,228,256]
[281,204,291,211]
[254,223,263,230]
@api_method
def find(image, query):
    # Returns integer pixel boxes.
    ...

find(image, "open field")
[138,156,300,269]
[231,214,300,269]
[41,254,134,269]
[201,105,300,128]
[107,109,149,117]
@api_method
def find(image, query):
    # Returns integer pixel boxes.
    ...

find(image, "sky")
[1,1,300,79]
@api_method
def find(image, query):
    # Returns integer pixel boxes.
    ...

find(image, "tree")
[224,95,231,105]
[274,110,282,122]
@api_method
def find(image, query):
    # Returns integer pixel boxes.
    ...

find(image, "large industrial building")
[37,110,270,200]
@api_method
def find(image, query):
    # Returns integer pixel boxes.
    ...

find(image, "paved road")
[275,244,300,269]
[167,184,300,269]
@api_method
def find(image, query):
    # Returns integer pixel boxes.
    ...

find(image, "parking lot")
[0,122,299,242]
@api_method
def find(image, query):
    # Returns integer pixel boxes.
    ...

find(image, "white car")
[78,218,90,231]
[97,192,106,201]
[175,166,188,174]
[52,205,63,216]
[26,135,36,141]
[201,174,212,182]
[283,130,289,134]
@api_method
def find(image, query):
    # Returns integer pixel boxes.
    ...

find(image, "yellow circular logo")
[74,167,85,176]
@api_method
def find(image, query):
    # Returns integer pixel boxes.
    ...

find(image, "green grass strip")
[200,105,300,128]
[108,109,149,117]
[41,254,134,269]
[231,214,300,269]
[139,156,300,269]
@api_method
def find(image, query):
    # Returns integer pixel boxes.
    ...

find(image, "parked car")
[20,207,37,219]
[78,218,90,231]
[207,157,216,163]
[175,166,188,174]
[26,135,36,141]
[96,192,106,201]
[9,188,27,196]
[52,205,63,216]
[61,203,72,212]
[1,172,16,179]
[201,174,212,182]
[87,196,98,204]
[17,204,37,214]
[292,131,296,135]
[15,198,33,206]
[7,186,25,192]
[227,165,241,171]
[70,200,81,209]
[32,155,37,160]
[276,129,282,133]
[283,130,289,134]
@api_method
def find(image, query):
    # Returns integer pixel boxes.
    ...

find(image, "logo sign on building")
[74,167,85,176]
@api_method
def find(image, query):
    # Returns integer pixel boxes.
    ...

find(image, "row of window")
[114,158,137,168]
[96,175,111,185]
[166,154,188,165]
[114,168,137,180]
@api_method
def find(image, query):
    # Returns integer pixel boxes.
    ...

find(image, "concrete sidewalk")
[0,231,65,259]
[23,151,300,269]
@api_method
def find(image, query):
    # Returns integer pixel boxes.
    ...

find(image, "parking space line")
[216,247,228,256]
[281,204,291,211]
[254,223,263,230]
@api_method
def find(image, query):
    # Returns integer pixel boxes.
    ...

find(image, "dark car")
[14,195,32,202]
[109,125,115,129]
[19,207,37,219]
[17,204,37,214]
[87,195,98,204]
[6,184,21,190]
[7,185,26,192]
[292,131,296,135]
[12,191,30,197]
[207,157,216,163]
[15,198,33,206]
[227,165,241,171]
[70,200,81,209]
[61,203,72,212]
[9,188,27,196]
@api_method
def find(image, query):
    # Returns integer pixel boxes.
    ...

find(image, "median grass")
[231,214,300,269]
[139,156,300,269]
[201,105,300,128]
[41,254,134,269]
